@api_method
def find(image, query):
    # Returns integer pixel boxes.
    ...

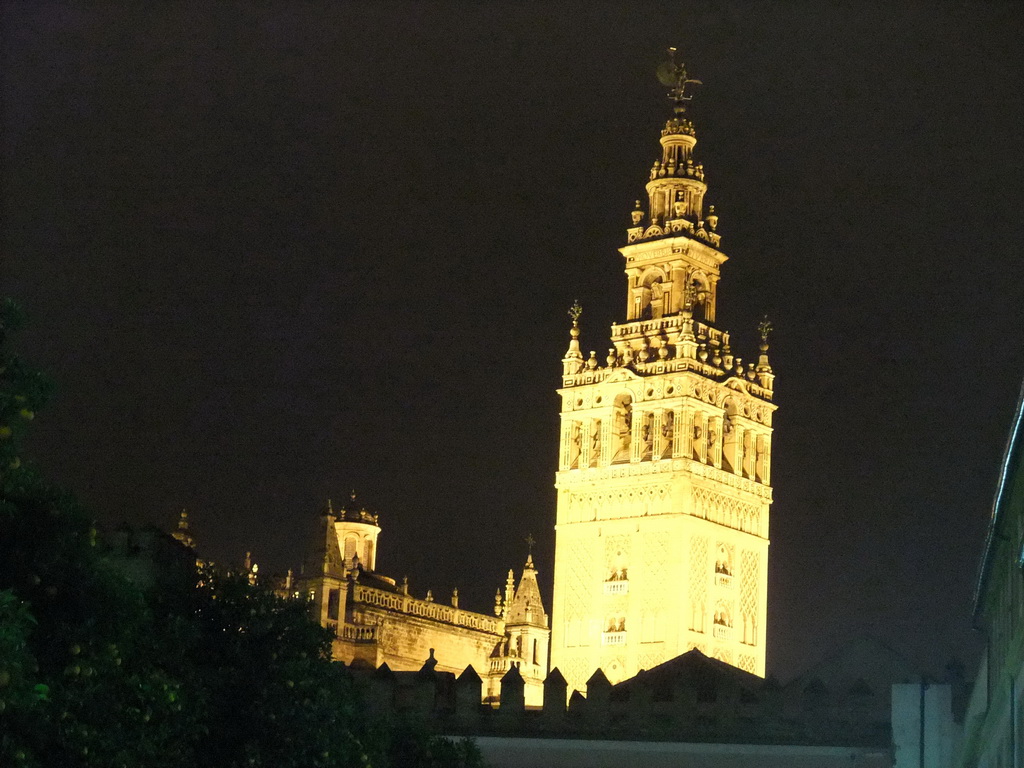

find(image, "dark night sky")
[3,3,1023,682]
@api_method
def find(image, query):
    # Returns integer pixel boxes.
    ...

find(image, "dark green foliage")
[384,722,486,768]
[0,300,484,767]
[0,300,202,767]
[186,570,374,768]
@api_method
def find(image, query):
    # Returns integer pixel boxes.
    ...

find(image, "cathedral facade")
[550,59,775,692]
[296,495,550,706]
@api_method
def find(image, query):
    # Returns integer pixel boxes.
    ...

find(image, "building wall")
[337,602,501,676]
[892,683,956,768]
[957,382,1024,768]
[470,738,891,768]
[552,368,772,692]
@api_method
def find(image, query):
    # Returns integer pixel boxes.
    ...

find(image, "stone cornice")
[555,457,773,501]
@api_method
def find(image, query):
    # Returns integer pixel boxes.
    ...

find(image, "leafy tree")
[0,300,484,767]
[0,299,202,766]
[184,569,377,768]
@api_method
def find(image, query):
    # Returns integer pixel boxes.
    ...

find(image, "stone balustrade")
[352,584,502,634]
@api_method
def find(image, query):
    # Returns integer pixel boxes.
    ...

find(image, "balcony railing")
[602,631,627,646]
[712,624,732,640]
[714,573,733,588]
[604,581,629,595]
[340,624,378,643]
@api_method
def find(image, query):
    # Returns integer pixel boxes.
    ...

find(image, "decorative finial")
[631,200,644,226]
[350,489,356,501]
[706,205,719,231]
[568,301,582,326]
[758,316,774,348]
[656,47,702,114]
[563,301,584,373]
[525,533,536,555]
[755,315,774,384]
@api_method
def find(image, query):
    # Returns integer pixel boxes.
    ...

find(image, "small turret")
[335,490,381,571]
[486,537,552,708]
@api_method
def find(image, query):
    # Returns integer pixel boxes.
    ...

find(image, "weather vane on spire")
[758,316,774,345]
[656,47,702,114]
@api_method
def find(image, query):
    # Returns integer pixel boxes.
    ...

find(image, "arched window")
[661,410,674,458]
[363,540,374,569]
[722,399,740,474]
[687,272,710,321]
[640,412,654,460]
[716,543,734,576]
[569,421,581,468]
[343,536,357,565]
[639,268,668,320]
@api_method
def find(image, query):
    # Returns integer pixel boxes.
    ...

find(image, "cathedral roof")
[351,568,402,593]
[612,648,762,702]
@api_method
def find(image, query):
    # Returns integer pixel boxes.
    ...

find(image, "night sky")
[4,3,1023,682]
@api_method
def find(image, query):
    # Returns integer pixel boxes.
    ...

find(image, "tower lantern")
[550,54,776,693]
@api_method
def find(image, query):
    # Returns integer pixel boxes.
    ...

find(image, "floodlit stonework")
[550,57,775,692]
[294,494,550,706]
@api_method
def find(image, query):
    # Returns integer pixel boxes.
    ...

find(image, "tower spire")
[629,50,716,246]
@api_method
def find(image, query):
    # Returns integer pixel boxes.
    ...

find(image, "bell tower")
[550,53,776,693]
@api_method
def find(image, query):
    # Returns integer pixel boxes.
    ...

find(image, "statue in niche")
[613,403,632,462]
[570,424,582,468]
[591,420,602,465]
[650,282,665,319]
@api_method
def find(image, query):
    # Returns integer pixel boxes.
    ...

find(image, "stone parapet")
[351,583,502,634]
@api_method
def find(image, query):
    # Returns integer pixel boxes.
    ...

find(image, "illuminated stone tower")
[550,55,775,692]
